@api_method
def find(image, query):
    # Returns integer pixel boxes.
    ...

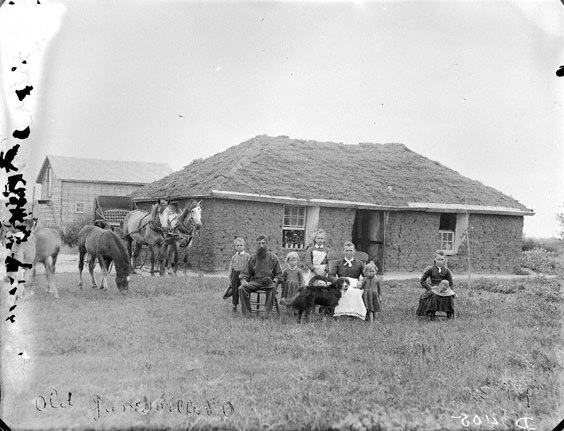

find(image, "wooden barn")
[130,135,534,274]
[33,155,172,230]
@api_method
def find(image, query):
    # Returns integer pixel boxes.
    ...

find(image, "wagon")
[94,195,137,237]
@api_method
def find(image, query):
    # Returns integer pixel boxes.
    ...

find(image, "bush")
[61,216,91,246]
[522,237,562,253]
[521,248,556,273]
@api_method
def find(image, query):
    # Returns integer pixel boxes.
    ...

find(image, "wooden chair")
[429,311,454,321]
[249,287,280,315]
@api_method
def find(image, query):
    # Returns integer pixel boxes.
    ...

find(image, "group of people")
[223,229,456,322]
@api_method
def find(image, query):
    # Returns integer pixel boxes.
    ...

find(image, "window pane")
[282,229,305,249]
[283,206,306,228]
[438,231,454,250]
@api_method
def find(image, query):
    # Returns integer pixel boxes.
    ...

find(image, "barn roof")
[36,155,173,185]
[129,135,533,215]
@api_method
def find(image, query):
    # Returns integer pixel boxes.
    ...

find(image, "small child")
[360,262,382,323]
[279,251,304,301]
[224,238,250,312]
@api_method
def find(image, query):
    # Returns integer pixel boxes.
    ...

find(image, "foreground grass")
[1,273,562,431]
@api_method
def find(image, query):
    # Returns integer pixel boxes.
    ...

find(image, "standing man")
[239,235,282,316]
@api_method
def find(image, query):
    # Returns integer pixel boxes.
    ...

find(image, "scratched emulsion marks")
[0,1,66,430]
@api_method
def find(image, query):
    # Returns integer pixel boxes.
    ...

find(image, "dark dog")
[280,275,349,323]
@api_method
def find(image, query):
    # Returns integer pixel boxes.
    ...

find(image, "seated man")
[238,235,282,317]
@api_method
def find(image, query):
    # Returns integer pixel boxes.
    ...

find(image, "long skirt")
[416,290,454,316]
[334,278,366,320]
[281,281,300,300]
[363,288,381,312]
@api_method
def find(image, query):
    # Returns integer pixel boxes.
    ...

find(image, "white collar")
[314,244,324,249]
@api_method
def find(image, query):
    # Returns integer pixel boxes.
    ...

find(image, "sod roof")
[129,135,531,212]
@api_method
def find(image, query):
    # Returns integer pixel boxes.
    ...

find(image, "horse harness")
[128,211,169,237]
[168,209,199,247]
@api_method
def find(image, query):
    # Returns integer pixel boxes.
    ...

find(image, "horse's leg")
[182,249,189,276]
[156,243,165,276]
[159,243,168,276]
[125,235,132,265]
[44,257,59,299]
[132,242,142,270]
[78,249,86,288]
[167,241,179,277]
[88,254,98,288]
[125,236,136,272]
[98,255,109,290]
[51,249,59,274]
[154,244,164,277]
[18,266,34,300]
[149,246,156,276]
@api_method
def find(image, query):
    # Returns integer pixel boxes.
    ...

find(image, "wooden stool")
[250,288,280,315]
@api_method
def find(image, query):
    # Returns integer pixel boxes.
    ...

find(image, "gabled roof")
[36,155,172,185]
[129,135,533,214]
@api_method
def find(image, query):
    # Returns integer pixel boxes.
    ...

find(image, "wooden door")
[352,210,385,273]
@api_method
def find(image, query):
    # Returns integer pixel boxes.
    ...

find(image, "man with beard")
[238,235,282,317]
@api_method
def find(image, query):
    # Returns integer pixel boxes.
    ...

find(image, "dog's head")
[334,277,350,294]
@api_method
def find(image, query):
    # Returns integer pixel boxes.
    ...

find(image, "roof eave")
[406,202,534,216]
[61,179,150,185]
[35,156,51,183]
[132,189,534,216]
[132,193,212,203]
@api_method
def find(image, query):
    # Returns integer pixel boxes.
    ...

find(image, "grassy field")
[1,272,562,431]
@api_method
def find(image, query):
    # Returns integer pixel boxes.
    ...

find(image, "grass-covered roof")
[130,135,530,211]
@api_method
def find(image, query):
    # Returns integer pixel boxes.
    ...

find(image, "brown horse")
[78,225,131,292]
[121,200,173,275]
[11,224,62,299]
[159,200,202,275]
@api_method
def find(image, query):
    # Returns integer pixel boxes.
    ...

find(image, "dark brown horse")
[159,200,202,275]
[121,200,173,275]
[78,225,131,292]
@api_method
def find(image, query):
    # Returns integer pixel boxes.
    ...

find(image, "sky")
[1,0,563,238]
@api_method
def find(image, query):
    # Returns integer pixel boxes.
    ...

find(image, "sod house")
[130,135,533,273]
[33,155,172,231]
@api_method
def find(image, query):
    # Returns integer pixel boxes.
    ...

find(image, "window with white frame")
[282,206,306,249]
[75,201,85,214]
[438,213,456,251]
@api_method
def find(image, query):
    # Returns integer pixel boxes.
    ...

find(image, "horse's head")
[176,200,202,232]
[152,199,172,231]
[116,273,130,292]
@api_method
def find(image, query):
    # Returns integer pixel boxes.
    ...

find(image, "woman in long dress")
[416,250,456,320]
[329,241,367,320]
